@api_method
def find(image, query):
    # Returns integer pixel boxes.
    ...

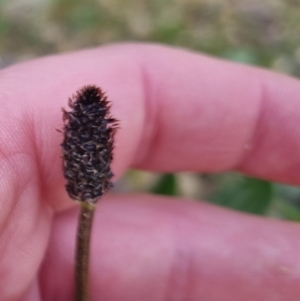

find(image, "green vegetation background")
[1,0,300,220]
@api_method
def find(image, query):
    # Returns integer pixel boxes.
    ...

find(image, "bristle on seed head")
[61,85,118,205]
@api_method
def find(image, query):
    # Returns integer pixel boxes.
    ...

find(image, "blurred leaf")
[222,48,274,67]
[151,21,183,44]
[152,173,178,196]
[70,5,101,29]
[273,200,300,222]
[209,176,273,215]
[0,19,9,36]
[223,49,259,65]
[0,0,8,7]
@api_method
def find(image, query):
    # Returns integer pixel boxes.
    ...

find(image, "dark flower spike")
[61,85,118,301]
[61,85,118,205]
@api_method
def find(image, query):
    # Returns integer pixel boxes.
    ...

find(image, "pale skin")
[1,44,300,301]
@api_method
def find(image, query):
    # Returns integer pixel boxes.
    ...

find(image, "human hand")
[1,44,300,301]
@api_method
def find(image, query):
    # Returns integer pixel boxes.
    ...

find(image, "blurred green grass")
[1,0,300,219]
[1,0,300,74]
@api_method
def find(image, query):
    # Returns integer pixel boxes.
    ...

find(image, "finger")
[1,44,299,298]
[130,45,300,183]
[0,45,145,210]
[40,194,300,301]
[1,45,300,217]
[19,279,41,301]
[0,152,51,300]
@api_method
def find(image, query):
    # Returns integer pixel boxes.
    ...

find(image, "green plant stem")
[75,202,96,301]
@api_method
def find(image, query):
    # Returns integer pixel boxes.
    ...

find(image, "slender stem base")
[75,203,96,301]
